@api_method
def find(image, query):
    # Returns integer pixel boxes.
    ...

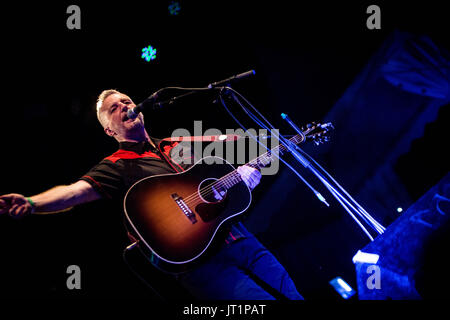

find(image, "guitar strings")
[181,154,266,206]
[180,134,305,206]
[180,137,286,205]
[181,163,246,206]
[180,133,305,205]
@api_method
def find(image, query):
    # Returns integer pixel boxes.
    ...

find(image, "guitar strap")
[162,134,242,142]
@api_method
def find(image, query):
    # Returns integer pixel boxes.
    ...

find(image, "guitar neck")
[217,133,305,189]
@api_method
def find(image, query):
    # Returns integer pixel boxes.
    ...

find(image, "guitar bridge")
[171,193,197,224]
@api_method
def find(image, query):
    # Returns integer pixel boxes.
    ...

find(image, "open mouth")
[122,110,138,123]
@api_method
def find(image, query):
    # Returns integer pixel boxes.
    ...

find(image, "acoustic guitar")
[124,122,332,273]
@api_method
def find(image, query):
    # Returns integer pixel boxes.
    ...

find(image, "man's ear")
[104,127,116,137]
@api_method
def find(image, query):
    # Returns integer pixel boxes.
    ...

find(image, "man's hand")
[237,166,262,190]
[0,193,34,218]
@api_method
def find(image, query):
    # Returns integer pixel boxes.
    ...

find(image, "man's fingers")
[247,170,261,189]
[250,170,261,182]
[0,194,29,217]
[237,166,261,190]
[14,206,27,218]
[253,170,262,179]
[8,204,19,216]
[0,197,11,211]
[0,194,15,201]
[0,198,8,214]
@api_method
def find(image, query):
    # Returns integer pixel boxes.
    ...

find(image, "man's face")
[101,93,145,141]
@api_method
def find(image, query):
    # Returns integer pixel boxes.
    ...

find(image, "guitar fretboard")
[216,133,305,190]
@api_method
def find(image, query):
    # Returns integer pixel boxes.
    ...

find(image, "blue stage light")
[329,277,356,299]
[141,45,157,62]
[168,1,181,15]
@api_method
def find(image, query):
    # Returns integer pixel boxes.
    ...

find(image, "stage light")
[397,207,403,213]
[141,45,157,62]
[329,277,356,299]
[352,250,379,264]
[168,1,181,15]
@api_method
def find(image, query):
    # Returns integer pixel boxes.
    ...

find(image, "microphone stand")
[280,113,385,240]
[222,88,331,208]
[218,86,385,241]
[150,70,256,110]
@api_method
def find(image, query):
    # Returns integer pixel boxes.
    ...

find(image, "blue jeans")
[177,235,304,300]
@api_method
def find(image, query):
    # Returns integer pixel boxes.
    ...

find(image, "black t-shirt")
[80,137,249,243]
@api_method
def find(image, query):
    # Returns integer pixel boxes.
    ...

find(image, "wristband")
[26,197,36,213]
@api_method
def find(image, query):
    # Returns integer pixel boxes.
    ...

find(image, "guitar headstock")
[302,122,334,145]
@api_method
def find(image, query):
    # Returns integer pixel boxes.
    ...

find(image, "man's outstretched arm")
[0,180,102,218]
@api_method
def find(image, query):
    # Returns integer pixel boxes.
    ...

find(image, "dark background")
[0,1,448,300]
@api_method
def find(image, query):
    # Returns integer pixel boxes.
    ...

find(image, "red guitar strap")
[162,134,242,143]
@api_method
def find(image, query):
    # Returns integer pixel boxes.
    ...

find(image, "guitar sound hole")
[198,178,227,203]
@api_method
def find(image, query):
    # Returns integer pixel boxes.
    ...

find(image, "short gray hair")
[96,89,121,128]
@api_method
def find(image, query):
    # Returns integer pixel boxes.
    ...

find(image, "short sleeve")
[79,160,124,200]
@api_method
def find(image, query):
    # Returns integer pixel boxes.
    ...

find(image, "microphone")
[127,92,159,120]
[207,70,255,88]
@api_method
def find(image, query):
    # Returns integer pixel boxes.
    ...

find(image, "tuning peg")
[322,122,334,130]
